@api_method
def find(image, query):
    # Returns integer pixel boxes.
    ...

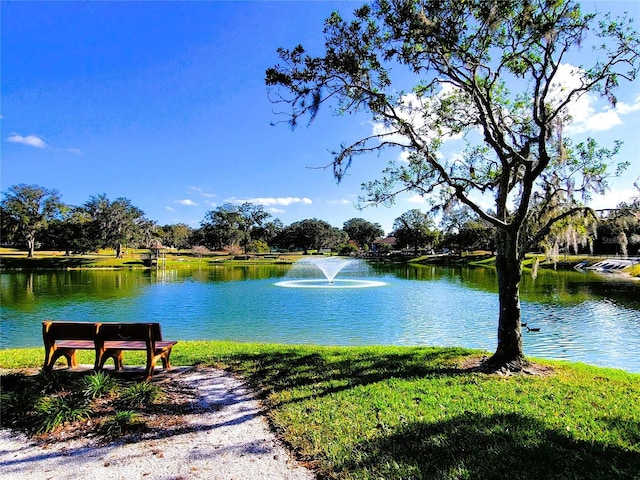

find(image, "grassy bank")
[0,247,304,270]
[3,248,639,279]
[2,342,639,479]
[410,251,640,278]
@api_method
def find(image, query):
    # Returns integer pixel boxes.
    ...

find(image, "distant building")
[371,236,397,253]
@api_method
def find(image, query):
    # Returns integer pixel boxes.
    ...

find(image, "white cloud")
[371,83,466,149]
[579,108,623,132]
[327,198,352,206]
[616,95,640,115]
[397,150,411,163]
[377,64,639,146]
[176,199,199,206]
[406,194,426,204]
[229,197,313,206]
[269,207,285,214]
[7,132,83,154]
[589,187,639,210]
[550,64,640,134]
[165,206,175,212]
[7,134,47,148]
[189,186,217,198]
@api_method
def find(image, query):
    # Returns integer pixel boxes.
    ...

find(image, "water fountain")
[275,256,385,288]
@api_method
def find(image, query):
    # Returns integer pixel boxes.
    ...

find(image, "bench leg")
[160,349,173,371]
[97,349,124,371]
[44,348,78,369]
[141,348,174,381]
[144,350,156,381]
[43,346,55,369]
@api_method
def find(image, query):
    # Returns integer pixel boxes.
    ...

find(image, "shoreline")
[1,248,638,278]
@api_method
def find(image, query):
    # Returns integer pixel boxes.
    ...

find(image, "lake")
[1,260,639,373]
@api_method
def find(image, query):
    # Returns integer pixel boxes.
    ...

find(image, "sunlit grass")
[628,263,640,277]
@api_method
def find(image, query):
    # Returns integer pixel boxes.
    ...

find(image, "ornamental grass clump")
[99,410,145,439]
[34,393,92,434]
[35,368,79,394]
[0,376,35,431]
[116,381,161,409]
[0,368,162,438]
[1,369,90,434]
[82,370,119,399]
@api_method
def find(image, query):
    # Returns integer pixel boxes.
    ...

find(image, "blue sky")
[2,1,639,235]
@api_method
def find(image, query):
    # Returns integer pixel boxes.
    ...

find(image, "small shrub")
[191,245,210,257]
[82,371,119,399]
[338,243,359,256]
[0,391,25,428]
[117,381,161,409]
[1,374,41,431]
[248,239,270,254]
[100,410,144,438]
[223,244,243,256]
[35,369,78,394]
[34,393,92,433]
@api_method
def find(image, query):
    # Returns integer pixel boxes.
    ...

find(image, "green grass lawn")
[2,342,639,479]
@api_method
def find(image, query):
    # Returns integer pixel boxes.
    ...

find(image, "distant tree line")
[1,183,639,258]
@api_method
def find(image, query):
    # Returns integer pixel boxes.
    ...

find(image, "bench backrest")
[43,321,163,343]
[99,322,156,342]
[43,321,101,342]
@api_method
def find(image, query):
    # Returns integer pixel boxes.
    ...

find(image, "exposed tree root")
[463,356,554,377]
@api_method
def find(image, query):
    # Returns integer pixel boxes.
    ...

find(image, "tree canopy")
[200,202,272,253]
[440,206,495,254]
[158,223,194,251]
[83,194,149,258]
[267,0,640,370]
[343,217,384,249]
[0,184,63,257]
[393,209,438,255]
[276,218,347,254]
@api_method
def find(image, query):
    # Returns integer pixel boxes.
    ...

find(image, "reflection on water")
[1,264,639,373]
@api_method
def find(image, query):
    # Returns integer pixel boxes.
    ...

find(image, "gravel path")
[0,368,315,480]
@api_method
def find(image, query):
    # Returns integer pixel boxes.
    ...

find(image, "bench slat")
[103,340,177,350]
[55,340,96,349]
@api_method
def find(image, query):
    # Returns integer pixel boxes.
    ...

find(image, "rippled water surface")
[1,262,639,372]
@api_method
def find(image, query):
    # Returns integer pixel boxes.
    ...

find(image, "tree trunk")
[27,236,36,258]
[484,229,527,372]
[116,243,123,258]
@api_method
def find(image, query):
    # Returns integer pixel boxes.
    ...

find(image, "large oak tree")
[1,184,63,257]
[393,209,438,255]
[343,217,384,249]
[83,194,148,258]
[201,202,272,253]
[266,0,639,371]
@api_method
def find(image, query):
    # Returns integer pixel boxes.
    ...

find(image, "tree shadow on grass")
[333,412,640,479]
[224,346,479,403]
[0,257,100,269]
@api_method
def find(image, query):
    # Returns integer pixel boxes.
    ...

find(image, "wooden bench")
[42,321,178,380]
[42,321,102,370]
